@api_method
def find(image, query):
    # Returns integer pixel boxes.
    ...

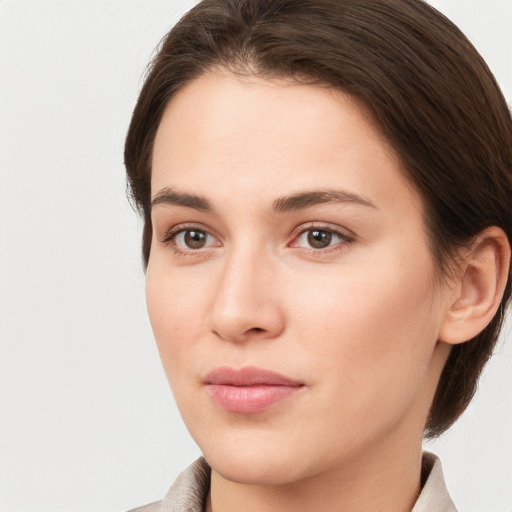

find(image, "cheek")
[296,297,435,454]
[289,250,440,407]
[145,261,210,382]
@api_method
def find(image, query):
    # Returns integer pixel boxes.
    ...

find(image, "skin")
[147,71,458,512]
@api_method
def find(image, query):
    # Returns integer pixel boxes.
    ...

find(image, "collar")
[412,452,458,512]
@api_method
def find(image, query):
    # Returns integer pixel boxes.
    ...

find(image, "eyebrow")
[272,189,376,212]
[151,187,376,213]
[151,187,214,212]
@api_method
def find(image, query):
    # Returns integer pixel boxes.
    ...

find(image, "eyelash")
[289,223,354,255]
[160,223,219,257]
[160,223,354,257]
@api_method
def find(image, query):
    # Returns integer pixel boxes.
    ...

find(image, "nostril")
[251,327,264,333]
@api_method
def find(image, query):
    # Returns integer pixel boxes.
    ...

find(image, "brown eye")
[292,227,350,252]
[183,230,207,249]
[307,230,332,248]
[163,226,221,254]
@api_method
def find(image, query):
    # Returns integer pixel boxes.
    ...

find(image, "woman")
[124,0,512,510]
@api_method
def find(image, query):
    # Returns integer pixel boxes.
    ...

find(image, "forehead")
[151,71,419,216]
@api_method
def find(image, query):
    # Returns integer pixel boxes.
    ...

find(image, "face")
[147,71,452,485]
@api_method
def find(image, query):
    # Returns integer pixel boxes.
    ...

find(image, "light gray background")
[1,1,511,511]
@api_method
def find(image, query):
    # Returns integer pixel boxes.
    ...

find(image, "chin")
[193,420,353,487]
[203,444,307,485]
[185,420,307,485]
[178,394,316,484]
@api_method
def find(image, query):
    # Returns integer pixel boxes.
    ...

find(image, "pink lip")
[204,366,304,414]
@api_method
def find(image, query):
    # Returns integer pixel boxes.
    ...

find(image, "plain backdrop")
[1,1,511,511]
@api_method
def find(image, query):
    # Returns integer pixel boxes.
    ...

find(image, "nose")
[207,246,285,343]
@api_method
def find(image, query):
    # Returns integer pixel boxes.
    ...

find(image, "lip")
[204,366,304,414]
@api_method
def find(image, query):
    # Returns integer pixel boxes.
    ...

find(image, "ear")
[439,226,511,345]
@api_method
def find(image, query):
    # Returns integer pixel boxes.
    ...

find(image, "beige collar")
[412,452,458,512]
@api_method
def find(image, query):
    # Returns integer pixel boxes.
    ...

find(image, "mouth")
[204,366,304,414]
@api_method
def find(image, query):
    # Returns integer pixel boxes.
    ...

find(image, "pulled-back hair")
[124,0,512,437]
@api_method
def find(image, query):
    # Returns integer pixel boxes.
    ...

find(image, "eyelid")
[288,222,355,251]
[160,223,222,248]
[290,221,355,239]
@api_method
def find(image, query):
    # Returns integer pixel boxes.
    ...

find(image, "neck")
[207,435,424,512]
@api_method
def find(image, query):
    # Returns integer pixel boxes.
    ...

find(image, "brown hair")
[124,0,512,437]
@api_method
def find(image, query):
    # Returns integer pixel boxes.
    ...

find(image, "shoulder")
[127,501,162,512]
[126,458,211,512]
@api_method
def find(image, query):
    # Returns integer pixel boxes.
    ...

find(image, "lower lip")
[206,384,302,414]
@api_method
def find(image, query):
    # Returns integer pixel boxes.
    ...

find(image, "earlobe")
[439,226,511,345]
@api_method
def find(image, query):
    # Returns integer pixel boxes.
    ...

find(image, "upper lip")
[204,366,303,387]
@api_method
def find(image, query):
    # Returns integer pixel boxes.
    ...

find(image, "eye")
[161,226,221,252]
[291,226,352,251]
[175,229,210,249]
